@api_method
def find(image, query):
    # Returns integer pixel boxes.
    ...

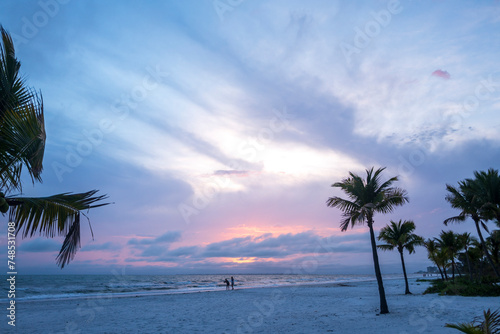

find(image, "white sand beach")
[4,278,500,334]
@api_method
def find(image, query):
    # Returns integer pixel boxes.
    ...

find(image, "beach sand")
[3,278,500,333]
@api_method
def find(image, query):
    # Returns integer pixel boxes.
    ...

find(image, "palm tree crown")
[327,167,409,231]
[378,220,424,254]
[0,26,109,268]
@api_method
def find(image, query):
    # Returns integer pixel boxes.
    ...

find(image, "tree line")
[327,167,500,314]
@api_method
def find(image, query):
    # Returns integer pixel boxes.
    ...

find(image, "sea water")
[0,273,422,302]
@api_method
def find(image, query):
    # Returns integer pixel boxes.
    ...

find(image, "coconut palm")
[0,26,108,268]
[487,230,500,268]
[377,220,424,294]
[445,178,500,277]
[436,230,463,281]
[458,232,478,281]
[437,246,451,280]
[467,169,500,223]
[424,239,444,280]
[327,167,409,314]
[468,239,487,281]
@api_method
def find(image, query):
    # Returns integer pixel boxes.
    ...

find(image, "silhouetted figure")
[231,276,234,290]
[224,278,230,290]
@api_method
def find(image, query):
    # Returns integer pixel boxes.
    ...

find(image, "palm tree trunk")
[451,258,455,281]
[368,219,389,314]
[474,219,500,277]
[399,250,411,294]
[437,265,445,280]
[493,243,499,268]
[465,249,473,281]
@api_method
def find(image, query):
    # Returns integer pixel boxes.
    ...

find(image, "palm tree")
[436,230,462,281]
[467,169,500,223]
[445,178,500,277]
[327,167,409,314]
[437,247,451,280]
[487,230,500,268]
[424,239,445,280]
[425,238,451,280]
[445,308,500,334]
[0,26,109,268]
[469,239,486,282]
[458,232,477,281]
[377,220,424,294]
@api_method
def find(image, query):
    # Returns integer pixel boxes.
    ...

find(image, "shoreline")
[3,277,499,333]
[3,274,436,304]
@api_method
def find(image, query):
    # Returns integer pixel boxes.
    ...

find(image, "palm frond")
[1,25,46,191]
[0,99,45,188]
[445,309,500,334]
[444,322,483,334]
[9,190,108,237]
[0,25,34,116]
[339,216,352,232]
[481,308,500,333]
[444,215,466,225]
[7,191,109,268]
[326,196,359,212]
[55,214,80,268]
[377,244,395,251]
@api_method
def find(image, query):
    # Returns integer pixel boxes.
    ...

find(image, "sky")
[0,0,499,275]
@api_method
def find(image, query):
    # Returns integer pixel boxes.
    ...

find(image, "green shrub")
[424,278,500,296]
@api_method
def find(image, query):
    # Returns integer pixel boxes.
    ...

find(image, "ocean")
[0,273,425,303]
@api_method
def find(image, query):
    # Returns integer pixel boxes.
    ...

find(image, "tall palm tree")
[327,167,409,314]
[458,232,477,281]
[469,239,486,282]
[487,230,500,268]
[437,247,451,281]
[467,169,500,223]
[445,178,500,277]
[424,239,446,280]
[436,231,462,281]
[0,26,109,268]
[377,220,424,294]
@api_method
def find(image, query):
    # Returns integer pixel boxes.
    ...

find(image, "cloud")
[141,245,168,257]
[81,242,121,251]
[133,231,372,264]
[128,231,182,246]
[431,69,451,80]
[212,170,250,177]
[155,231,183,243]
[2,0,498,275]
[19,239,61,253]
[167,246,200,257]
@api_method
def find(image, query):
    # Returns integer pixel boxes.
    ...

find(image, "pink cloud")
[431,69,451,80]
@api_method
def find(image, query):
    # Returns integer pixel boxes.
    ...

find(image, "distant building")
[427,266,438,273]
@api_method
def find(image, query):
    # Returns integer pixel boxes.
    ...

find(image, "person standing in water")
[231,276,234,290]
[224,278,230,290]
